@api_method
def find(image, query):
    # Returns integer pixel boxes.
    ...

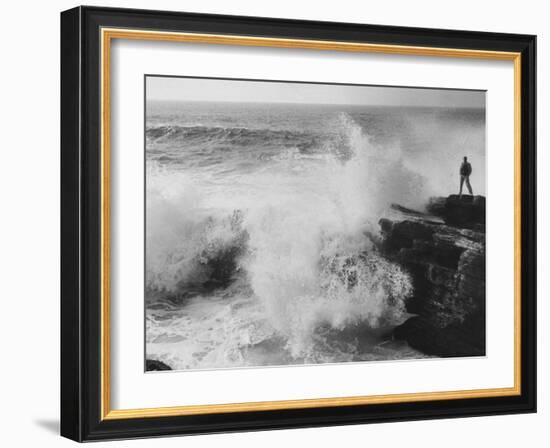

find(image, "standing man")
[459,156,473,197]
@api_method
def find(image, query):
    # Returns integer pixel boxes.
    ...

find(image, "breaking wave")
[145,112,429,366]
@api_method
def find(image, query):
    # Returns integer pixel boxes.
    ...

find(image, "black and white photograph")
[145,76,487,372]
[0,0,542,444]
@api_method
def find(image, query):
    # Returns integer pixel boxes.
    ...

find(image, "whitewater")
[145,100,485,370]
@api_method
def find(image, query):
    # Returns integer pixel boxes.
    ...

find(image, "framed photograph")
[60,6,536,441]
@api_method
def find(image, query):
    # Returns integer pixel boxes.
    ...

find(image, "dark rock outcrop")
[427,195,485,230]
[380,195,486,357]
[146,359,172,371]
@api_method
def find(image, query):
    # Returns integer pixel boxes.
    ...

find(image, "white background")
[0,0,547,446]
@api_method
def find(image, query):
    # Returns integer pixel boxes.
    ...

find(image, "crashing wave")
[146,112,438,366]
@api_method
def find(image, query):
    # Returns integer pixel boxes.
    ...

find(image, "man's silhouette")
[459,156,473,197]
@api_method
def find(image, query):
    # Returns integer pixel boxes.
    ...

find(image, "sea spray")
[241,114,417,358]
[146,162,246,294]
[145,102,484,369]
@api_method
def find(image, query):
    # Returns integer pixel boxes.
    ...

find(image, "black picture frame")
[61,5,536,442]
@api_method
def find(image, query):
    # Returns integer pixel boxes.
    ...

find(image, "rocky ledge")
[380,195,486,357]
[146,359,172,371]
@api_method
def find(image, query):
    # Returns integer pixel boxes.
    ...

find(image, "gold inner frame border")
[99,27,522,421]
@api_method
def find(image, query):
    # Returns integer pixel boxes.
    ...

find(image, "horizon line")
[146,98,486,109]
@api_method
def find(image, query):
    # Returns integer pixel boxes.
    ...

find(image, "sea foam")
[146,112,426,363]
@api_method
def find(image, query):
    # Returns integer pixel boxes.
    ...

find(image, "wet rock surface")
[380,195,486,357]
[427,194,485,230]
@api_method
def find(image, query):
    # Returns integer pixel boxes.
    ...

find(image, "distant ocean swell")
[145,123,354,167]
[145,106,483,370]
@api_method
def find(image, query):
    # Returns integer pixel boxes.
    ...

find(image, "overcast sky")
[146,76,485,108]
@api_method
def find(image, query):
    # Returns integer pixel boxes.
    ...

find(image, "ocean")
[145,100,485,371]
